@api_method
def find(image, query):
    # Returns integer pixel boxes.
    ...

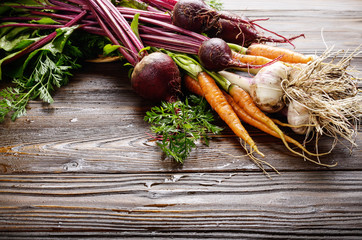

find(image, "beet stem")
[29,10,78,20]
[139,25,202,45]
[92,0,138,55]
[65,0,87,6]
[5,4,80,13]
[100,0,145,52]
[141,0,174,11]
[141,34,200,53]
[47,0,83,12]
[3,10,87,65]
[117,7,172,22]
[121,12,208,42]
[143,41,198,54]
[152,0,174,10]
[129,0,162,12]
[0,23,63,29]
[0,17,42,22]
[83,0,137,65]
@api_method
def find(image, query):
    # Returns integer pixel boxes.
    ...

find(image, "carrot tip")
[254,147,265,158]
[239,138,264,158]
[259,152,265,158]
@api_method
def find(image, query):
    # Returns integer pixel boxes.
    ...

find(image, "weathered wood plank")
[224,0,362,51]
[223,0,362,11]
[0,171,361,238]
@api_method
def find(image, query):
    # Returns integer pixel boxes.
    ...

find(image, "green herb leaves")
[144,95,223,163]
[0,27,81,122]
[205,0,223,11]
[0,87,28,121]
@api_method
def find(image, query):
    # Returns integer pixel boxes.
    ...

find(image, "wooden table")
[1,0,361,238]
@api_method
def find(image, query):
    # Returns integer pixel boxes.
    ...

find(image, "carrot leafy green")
[144,95,223,163]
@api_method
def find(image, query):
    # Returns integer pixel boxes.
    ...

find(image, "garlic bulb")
[250,62,289,113]
[287,100,310,135]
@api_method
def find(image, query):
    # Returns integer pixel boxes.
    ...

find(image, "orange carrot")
[184,75,204,97]
[247,44,314,64]
[223,91,322,154]
[186,74,287,142]
[223,91,278,136]
[231,51,286,74]
[185,76,261,132]
[232,51,273,66]
[229,84,284,135]
[197,72,263,157]
[228,84,336,166]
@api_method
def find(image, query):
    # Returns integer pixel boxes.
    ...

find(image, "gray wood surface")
[0,0,361,239]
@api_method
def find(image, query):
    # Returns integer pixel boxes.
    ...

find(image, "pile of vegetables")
[1,0,360,172]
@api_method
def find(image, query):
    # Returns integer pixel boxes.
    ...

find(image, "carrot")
[197,72,263,157]
[231,50,287,74]
[185,75,266,135]
[184,75,204,97]
[229,84,285,137]
[187,74,292,142]
[224,91,280,136]
[228,84,336,167]
[223,91,329,156]
[247,44,314,64]
[232,51,273,66]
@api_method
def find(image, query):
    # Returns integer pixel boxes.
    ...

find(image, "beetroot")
[198,38,268,71]
[171,0,215,33]
[172,0,303,47]
[131,52,181,102]
[205,12,262,47]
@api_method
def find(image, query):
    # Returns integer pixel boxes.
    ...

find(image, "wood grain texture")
[0,0,361,238]
[0,172,362,238]
[224,0,362,51]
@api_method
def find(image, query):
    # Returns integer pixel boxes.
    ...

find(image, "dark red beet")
[198,38,273,71]
[131,52,181,102]
[172,0,303,47]
[171,0,216,33]
[198,38,233,71]
[205,12,261,47]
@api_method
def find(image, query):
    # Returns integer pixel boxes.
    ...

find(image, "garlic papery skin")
[250,62,290,113]
[287,100,310,135]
